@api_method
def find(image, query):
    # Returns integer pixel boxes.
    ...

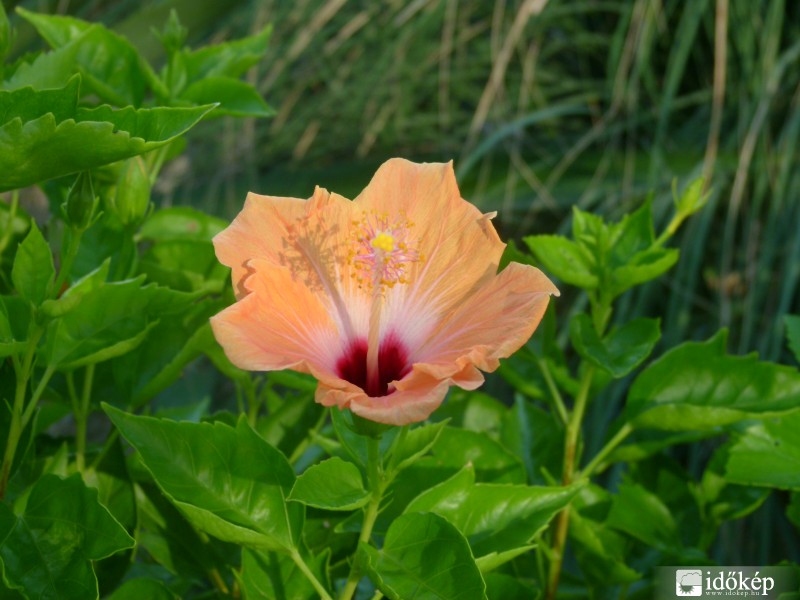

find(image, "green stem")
[590,291,613,335]
[73,364,95,472]
[53,227,82,295]
[289,549,333,600]
[339,437,383,600]
[0,190,18,256]
[146,145,171,185]
[546,366,595,600]
[20,364,56,430]
[88,429,119,472]
[536,356,568,424]
[0,327,45,499]
[243,376,260,427]
[655,212,685,247]
[579,423,633,479]
[385,425,408,473]
[289,407,328,465]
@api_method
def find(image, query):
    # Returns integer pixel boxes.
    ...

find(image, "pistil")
[366,274,383,395]
[348,211,422,396]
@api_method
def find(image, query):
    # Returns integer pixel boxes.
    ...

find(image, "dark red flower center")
[335,333,410,397]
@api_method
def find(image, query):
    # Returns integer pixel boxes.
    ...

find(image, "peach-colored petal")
[414,262,559,371]
[213,192,306,298]
[210,258,341,375]
[313,264,556,426]
[316,370,449,426]
[354,160,506,347]
[314,360,486,426]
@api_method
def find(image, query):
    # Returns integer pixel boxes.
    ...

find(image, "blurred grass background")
[6,0,800,363]
[4,0,800,571]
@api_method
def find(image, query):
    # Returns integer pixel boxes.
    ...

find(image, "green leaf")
[474,546,534,574]
[627,330,800,430]
[106,578,178,600]
[431,427,526,484]
[606,481,680,549]
[4,38,90,91]
[0,474,133,600]
[257,391,323,458]
[41,278,162,369]
[139,239,226,292]
[180,77,273,117]
[608,430,714,463]
[609,247,679,296]
[0,299,25,358]
[14,9,91,48]
[40,259,109,319]
[241,548,329,600]
[524,235,597,289]
[0,74,79,124]
[788,493,800,531]
[785,315,800,364]
[570,314,661,377]
[0,2,9,61]
[125,318,219,407]
[11,222,54,306]
[569,510,640,585]
[437,390,506,438]
[184,25,271,81]
[724,413,800,490]
[484,574,538,600]
[359,512,487,600]
[0,98,215,192]
[104,406,302,551]
[329,408,399,468]
[501,398,563,486]
[390,420,449,472]
[0,296,31,345]
[607,199,656,265]
[134,482,234,585]
[15,9,159,106]
[699,446,769,522]
[404,465,580,557]
[289,457,369,511]
[140,206,226,242]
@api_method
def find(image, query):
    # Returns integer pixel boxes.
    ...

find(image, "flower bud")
[63,171,98,231]
[156,10,188,55]
[674,177,709,218]
[113,156,152,227]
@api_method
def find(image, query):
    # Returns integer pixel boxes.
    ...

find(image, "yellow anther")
[371,232,395,253]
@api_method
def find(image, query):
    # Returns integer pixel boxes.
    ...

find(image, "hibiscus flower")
[211,159,558,425]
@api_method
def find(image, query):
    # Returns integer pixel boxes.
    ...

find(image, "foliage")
[1,4,799,600]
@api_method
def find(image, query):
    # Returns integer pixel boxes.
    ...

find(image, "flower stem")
[74,364,95,472]
[536,355,568,425]
[366,286,383,395]
[0,327,46,499]
[339,436,383,600]
[546,366,595,600]
[289,548,333,600]
[53,226,82,295]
